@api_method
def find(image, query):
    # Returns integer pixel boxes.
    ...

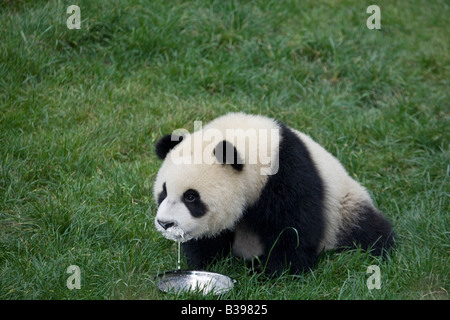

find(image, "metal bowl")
[156,270,235,295]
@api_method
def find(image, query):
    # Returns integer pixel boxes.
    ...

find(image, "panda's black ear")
[214,140,243,171]
[155,134,183,160]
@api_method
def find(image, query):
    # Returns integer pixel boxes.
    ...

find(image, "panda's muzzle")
[157,219,176,230]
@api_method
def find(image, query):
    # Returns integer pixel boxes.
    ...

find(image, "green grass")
[0,0,448,300]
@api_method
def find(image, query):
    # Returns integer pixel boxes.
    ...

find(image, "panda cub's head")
[153,134,247,243]
[153,113,279,242]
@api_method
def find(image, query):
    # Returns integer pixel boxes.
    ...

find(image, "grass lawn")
[0,0,448,300]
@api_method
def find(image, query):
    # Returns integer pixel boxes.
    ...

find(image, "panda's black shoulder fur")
[242,122,325,274]
[183,122,326,275]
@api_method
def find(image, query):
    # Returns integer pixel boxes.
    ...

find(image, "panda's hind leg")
[337,203,395,256]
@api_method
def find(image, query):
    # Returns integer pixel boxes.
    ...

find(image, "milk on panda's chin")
[154,221,193,243]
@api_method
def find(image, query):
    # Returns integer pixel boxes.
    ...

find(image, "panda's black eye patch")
[183,189,199,203]
[157,182,167,206]
[183,189,207,218]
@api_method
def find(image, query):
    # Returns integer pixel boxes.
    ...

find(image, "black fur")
[182,124,326,275]
[182,230,234,269]
[336,203,395,256]
[157,182,167,206]
[155,134,183,160]
[183,189,208,218]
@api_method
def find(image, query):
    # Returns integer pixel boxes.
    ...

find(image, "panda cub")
[153,113,394,275]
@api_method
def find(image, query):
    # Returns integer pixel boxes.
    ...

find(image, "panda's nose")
[157,219,175,230]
